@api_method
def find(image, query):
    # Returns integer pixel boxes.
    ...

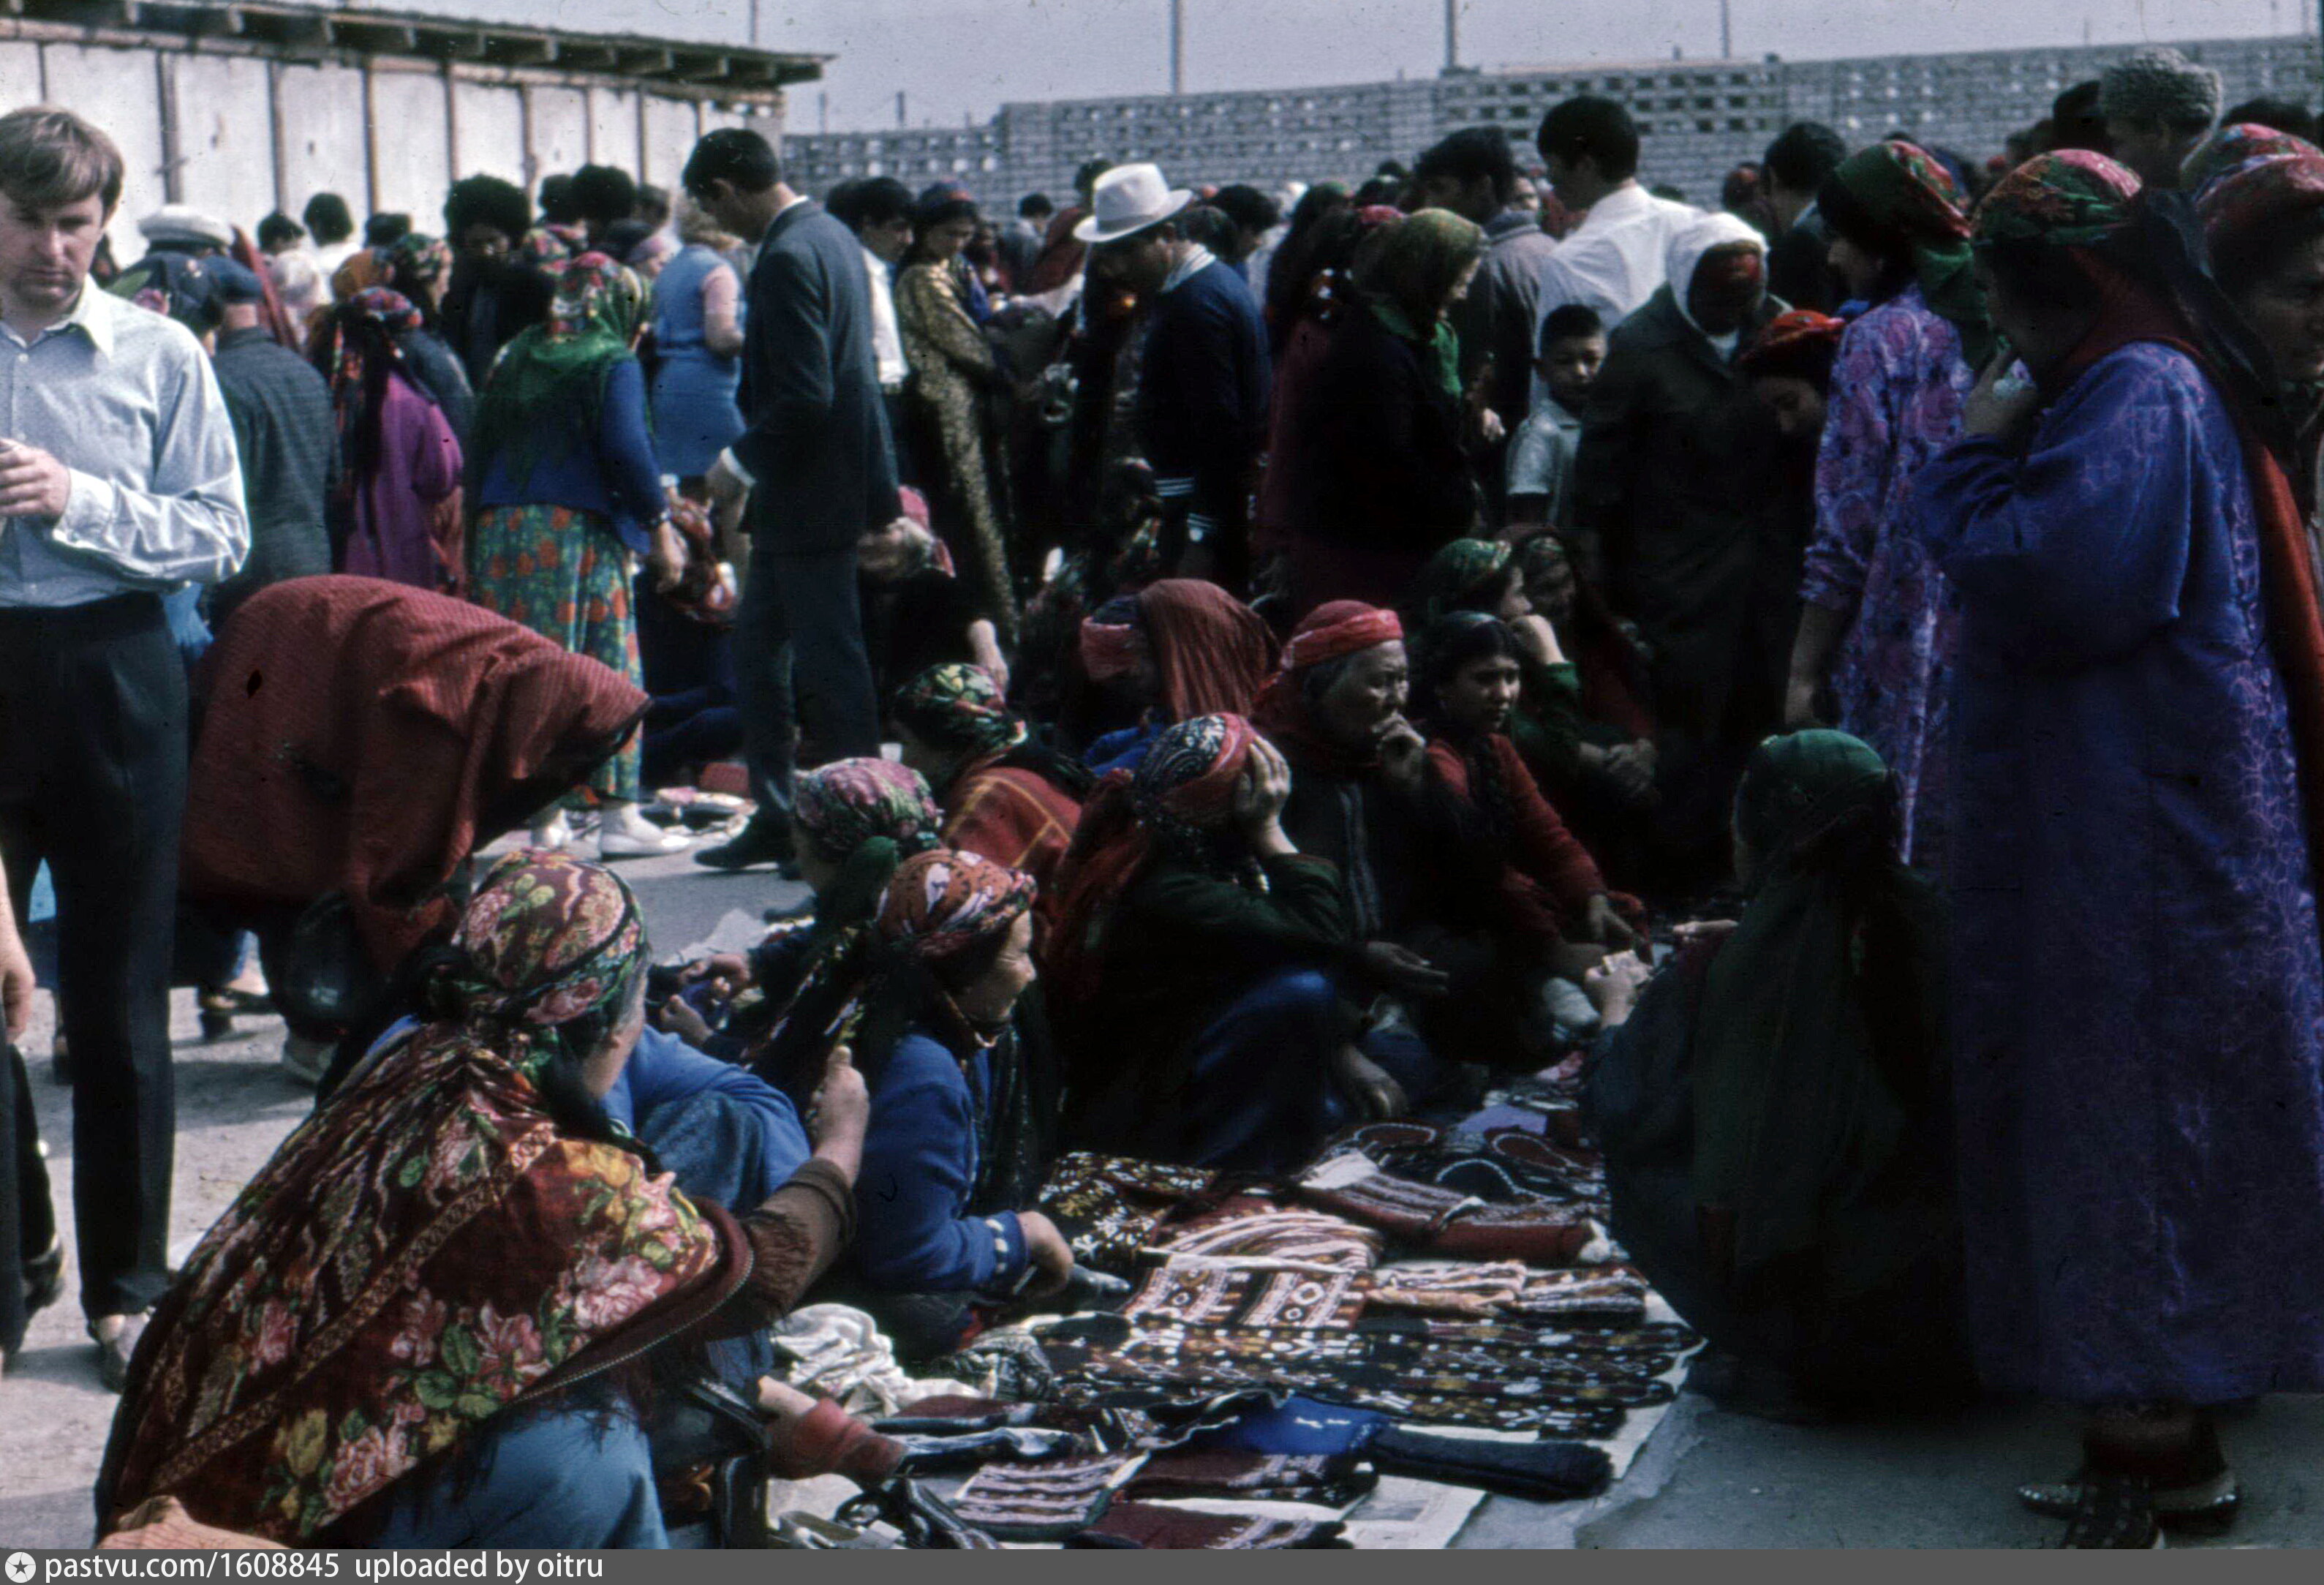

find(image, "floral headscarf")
[1131,712,1257,846]
[1738,307,1849,387]
[437,851,648,1059]
[471,252,645,492]
[894,663,1028,758]
[1973,150,2142,250]
[876,847,1036,962]
[2181,123,2320,201]
[521,222,577,282]
[384,231,454,297]
[1822,140,1996,366]
[792,758,945,864]
[2199,150,2324,272]
[1412,538,1514,626]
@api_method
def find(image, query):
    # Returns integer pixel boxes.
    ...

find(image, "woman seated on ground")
[859,494,1008,715]
[1077,578,1279,775]
[97,853,873,1548]
[1016,457,1167,734]
[1047,714,1435,1170]
[1413,612,1640,1060]
[892,662,1094,908]
[1585,730,1966,1419]
[811,848,1076,1361]
[681,759,946,1060]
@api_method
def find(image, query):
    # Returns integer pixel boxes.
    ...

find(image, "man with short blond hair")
[0,104,246,1389]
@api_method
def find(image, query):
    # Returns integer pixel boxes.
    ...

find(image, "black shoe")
[2021,1467,2239,1534]
[695,821,795,872]
[22,1237,62,1317]
[90,1311,149,1394]
[2056,1473,2165,1548]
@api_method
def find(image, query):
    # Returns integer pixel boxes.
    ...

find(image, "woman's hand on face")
[1509,612,1566,666]
[1582,949,1654,1027]
[807,1044,871,1171]
[1378,717,1428,793]
[1331,1044,1411,1121]
[1232,737,1294,835]
[1013,1211,1076,1298]
[1359,940,1452,999]
[1962,350,2040,440]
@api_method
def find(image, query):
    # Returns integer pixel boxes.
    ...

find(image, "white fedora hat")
[1074,162,1193,245]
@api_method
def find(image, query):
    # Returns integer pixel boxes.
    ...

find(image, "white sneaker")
[529,811,573,851]
[599,813,691,859]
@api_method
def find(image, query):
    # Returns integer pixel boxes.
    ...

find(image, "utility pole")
[1445,0,1458,72]
[1170,0,1184,94]
[1719,0,1732,59]
[897,91,907,127]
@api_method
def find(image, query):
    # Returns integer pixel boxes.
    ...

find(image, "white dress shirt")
[864,245,908,391]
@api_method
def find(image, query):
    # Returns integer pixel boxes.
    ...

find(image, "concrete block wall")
[782,31,2322,209]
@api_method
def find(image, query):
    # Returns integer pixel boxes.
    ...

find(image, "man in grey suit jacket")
[687,127,901,870]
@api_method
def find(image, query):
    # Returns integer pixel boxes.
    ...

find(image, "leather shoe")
[695,820,795,872]
[91,1311,150,1393]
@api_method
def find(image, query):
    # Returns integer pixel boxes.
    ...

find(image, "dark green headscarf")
[470,251,646,491]
[1822,140,1997,369]
[1359,208,1482,398]
[1411,537,1514,626]
[1690,730,1947,1292]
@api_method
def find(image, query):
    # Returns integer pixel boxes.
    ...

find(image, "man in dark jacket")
[1084,162,1269,593]
[204,260,336,629]
[1762,122,1847,313]
[690,127,900,870]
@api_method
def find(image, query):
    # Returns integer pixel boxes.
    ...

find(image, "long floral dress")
[897,258,1017,639]
[1799,283,1974,866]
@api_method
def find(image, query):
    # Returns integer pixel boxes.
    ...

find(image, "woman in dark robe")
[1588,730,1966,1423]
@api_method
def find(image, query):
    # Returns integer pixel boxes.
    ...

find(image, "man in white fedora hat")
[1079,162,1269,592]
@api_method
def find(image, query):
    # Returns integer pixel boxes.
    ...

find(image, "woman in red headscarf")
[1047,713,1424,1167]
[1077,577,1280,775]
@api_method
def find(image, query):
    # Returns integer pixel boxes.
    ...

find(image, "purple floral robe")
[1801,285,1973,864]
[1914,341,2324,1404]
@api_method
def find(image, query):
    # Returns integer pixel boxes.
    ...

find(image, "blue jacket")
[475,357,665,554]
[1136,258,1269,535]
[851,1029,1027,1294]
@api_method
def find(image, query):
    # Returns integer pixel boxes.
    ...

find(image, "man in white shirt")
[827,176,916,479]
[0,105,247,1389]
[1531,96,1699,336]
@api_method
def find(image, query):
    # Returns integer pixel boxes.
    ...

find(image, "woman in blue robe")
[1913,151,2324,1546]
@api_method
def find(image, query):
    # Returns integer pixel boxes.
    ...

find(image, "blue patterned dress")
[1801,285,1974,865]
[1914,341,2324,1404]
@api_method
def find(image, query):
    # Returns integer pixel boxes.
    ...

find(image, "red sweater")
[1425,731,1604,942]
[944,758,1084,932]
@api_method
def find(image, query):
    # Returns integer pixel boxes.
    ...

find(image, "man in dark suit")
[687,127,900,870]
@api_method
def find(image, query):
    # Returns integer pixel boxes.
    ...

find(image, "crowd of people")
[2,35,2324,1548]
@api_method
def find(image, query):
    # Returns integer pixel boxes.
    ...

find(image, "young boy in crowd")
[1504,304,1606,535]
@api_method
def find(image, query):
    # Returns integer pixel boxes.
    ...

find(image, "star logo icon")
[5,1551,35,1584]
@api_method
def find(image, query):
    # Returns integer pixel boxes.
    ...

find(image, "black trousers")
[0,594,185,1319]
[733,545,881,835]
[1,1039,57,1353]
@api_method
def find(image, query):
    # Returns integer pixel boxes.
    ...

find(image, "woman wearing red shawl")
[2197,144,2324,513]
[1047,713,1425,1168]
[1914,151,2324,1546]
[1077,577,1279,776]
[99,853,875,1547]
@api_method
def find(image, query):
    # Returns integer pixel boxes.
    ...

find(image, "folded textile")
[1123,1263,1365,1330]
[1360,1261,1529,1317]
[774,1304,953,1415]
[1125,1449,1378,1507]
[1297,1160,1604,1265]
[947,1451,1143,1541]
[1367,1427,1612,1502]
[1040,1153,1223,1273]
[1073,1502,1349,1548]
[891,1426,1086,1473]
[1187,1396,1389,1458]
[1148,1197,1385,1271]
[1508,1268,1651,1322]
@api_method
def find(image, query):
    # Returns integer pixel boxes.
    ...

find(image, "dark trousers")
[0,595,185,1318]
[2,1039,58,1353]
[732,544,880,833]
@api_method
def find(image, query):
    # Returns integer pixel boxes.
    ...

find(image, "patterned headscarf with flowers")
[791,758,945,865]
[313,286,429,489]
[470,251,646,492]
[433,849,649,1065]
[1973,150,2143,251]
[893,663,1029,759]
[384,231,455,301]
[875,847,1038,963]
[2182,123,2322,204]
[1822,139,1996,366]
[2198,150,2324,276]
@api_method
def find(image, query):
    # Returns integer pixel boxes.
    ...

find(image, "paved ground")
[5,845,2323,1550]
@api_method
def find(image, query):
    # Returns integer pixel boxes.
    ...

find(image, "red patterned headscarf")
[876,848,1037,962]
[1256,603,1406,779]
[2199,151,2324,274]
[1738,308,1849,388]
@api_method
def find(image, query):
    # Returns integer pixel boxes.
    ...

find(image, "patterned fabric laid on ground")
[1123,1265,1367,1330]
[1039,1153,1223,1273]
[1124,1450,1378,1507]
[1036,1312,1689,1438]
[1074,1502,1348,1549]
[1509,1268,1652,1323]
[947,1450,1144,1540]
[1147,1199,1386,1272]
[1297,1156,1608,1265]
[1359,1261,1529,1317]
[1321,1121,1603,1205]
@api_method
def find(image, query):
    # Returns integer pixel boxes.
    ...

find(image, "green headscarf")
[470,251,646,491]
[1689,730,1947,1293]
[1360,208,1482,399]
[1412,538,1514,625]
[1823,140,1998,369]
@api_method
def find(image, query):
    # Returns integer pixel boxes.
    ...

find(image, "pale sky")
[393,0,2312,130]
